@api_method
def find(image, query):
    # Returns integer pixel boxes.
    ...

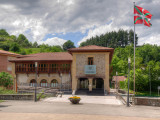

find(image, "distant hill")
[80,29,138,48]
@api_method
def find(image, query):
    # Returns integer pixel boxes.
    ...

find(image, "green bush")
[0,72,13,88]
[119,81,126,89]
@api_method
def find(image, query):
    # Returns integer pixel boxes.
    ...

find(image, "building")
[112,76,127,88]
[9,45,114,94]
[0,50,20,74]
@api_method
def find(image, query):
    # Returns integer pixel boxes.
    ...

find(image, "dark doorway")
[79,78,89,89]
[93,78,104,89]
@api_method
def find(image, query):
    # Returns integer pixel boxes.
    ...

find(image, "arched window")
[40,79,48,87]
[30,79,37,87]
[51,79,58,88]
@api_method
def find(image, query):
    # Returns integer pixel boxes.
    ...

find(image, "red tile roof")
[68,45,114,64]
[0,50,20,56]
[68,45,114,52]
[112,76,127,82]
[10,52,73,62]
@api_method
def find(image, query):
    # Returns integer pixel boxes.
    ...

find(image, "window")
[30,79,37,87]
[40,79,48,87]
[51,79,58,88]
[88,57,93,65]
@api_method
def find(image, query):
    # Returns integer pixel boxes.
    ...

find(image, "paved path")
[0,113,160,120]
[1,100,160,119]
[43,95,122,105]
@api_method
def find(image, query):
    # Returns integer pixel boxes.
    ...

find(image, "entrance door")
[93,78,104,89]
[79,78,89,89]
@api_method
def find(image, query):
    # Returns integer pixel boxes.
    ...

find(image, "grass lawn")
[122,89,160,97]
[0,100,4,102]
[135,91,160,97]
[0,87,16,94]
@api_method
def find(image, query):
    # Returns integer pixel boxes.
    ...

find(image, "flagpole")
[133,2,136,98]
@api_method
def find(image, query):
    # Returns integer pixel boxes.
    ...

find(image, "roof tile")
[10,52,73,62]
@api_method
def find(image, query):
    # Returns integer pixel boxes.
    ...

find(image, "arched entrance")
[79,78,89,89]
[93,78,104,89]
[30,79,37,87]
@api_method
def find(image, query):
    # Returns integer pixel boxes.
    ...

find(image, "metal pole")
[35,62,37,102]
[61,73,62,92]
[127,62,130,107]
[149,66,151,96]
[116,72,118,92]
[133,2,136,96]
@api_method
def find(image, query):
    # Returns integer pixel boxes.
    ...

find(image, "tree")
[0,29,9,36]
[9,43,20,52]
[79,29,138,48]
[0,72,13,88]
[17,34,30,48]
[63,40,75,51]
[10,35,17,42]
[33,41,38,48]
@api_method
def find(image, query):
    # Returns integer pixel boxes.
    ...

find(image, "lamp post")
[60,73,62,92]
[148,65,152,96]
[35,62,38,102]
[127,57,131,107]
[116,71,118,92]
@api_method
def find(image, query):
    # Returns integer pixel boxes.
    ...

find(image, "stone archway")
[78,78,89,89]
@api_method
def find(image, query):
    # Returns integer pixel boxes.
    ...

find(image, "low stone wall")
[134,97,160,107]
[0,94,34,100]
[118,89,126,94]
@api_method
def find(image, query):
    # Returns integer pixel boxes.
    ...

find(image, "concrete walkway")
[0,113,160,120]
[43,95,122,105]
[1,100,160,120]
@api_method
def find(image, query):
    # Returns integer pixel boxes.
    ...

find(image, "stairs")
[76,89,104,96]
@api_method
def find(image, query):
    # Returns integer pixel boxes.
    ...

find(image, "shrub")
[0,72,13,88]
[119,81,126,89]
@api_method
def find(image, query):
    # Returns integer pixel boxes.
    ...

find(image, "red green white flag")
[134,5,152,27]
[144,18,152,27]
[134,16,143,24]
[134,6,152,19]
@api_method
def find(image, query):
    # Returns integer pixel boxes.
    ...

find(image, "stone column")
[71,54,77,93]
[89,78,93,92]
[105,53,110,94]
[11,63,17,91]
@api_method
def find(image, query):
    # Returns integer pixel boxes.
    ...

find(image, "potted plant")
[68,96,81,104]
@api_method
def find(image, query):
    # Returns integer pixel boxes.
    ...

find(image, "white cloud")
[39,37,67,46]
[78,22,131,45]
[0,0,159,46]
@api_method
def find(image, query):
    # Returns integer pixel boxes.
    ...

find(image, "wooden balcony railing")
[15,63,71,74]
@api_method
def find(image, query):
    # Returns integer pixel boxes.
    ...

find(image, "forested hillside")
[80,29,138,48]
[0,29,65,54]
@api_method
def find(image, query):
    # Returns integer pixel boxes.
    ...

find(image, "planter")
[69,96,81,104]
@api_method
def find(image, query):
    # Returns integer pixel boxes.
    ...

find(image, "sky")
[0,0,160,47]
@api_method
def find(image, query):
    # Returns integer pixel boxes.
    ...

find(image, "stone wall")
[71,52,110,92]
[76,53,105,77]
[134,97,160,107]
[0,94,34,100]
[17,73,71,84]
